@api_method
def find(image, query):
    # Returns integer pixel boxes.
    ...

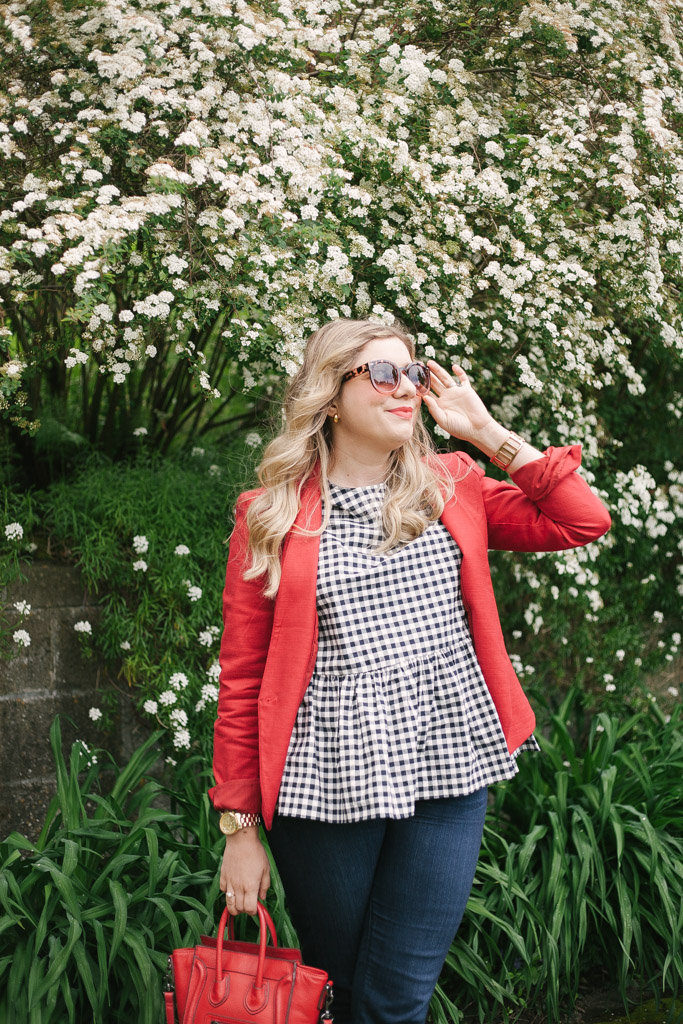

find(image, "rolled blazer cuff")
[208,778,262,814]
[509,443,582,501]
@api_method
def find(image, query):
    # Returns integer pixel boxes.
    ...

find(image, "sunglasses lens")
[370,361,400,392]
[408,363,430,394]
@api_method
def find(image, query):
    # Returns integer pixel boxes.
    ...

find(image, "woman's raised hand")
[421,360,495,443]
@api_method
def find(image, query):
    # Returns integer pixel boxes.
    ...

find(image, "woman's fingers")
[426,359,468,395]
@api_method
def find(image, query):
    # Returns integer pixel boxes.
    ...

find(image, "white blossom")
[5,522,23,541]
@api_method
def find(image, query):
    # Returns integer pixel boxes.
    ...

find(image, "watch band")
[490,431,525,471]
[218,810,262,835]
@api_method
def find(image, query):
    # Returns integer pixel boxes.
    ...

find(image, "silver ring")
[225,891,235,899]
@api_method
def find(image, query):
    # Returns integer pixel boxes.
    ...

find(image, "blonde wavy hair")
[242,317,466,598]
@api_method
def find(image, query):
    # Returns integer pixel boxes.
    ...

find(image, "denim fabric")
[267,787,488,1024]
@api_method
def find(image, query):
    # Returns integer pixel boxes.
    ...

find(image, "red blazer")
[210,445,611,829]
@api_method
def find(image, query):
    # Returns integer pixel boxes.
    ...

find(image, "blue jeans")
[267,787,488,1024]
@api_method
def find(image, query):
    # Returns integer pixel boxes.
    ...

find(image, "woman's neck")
[327,452,390,487]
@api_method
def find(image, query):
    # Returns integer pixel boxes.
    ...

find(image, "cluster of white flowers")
[183,581,202,602]
[198,625,220,647]
[74,620,92,634]
[195,681,220,713]
[5,523,23,542]
[13,629,30,648]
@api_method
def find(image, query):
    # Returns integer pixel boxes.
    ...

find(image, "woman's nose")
[395,371,417,398]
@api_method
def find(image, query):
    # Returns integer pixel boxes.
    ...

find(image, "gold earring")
[333,413,339,423]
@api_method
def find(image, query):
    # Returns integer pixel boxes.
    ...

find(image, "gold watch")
[490,431,525,471]
[219,810,262,835]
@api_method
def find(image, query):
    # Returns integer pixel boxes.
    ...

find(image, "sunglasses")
[341,359,431,395]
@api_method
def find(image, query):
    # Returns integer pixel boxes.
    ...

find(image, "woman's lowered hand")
[220,828,271,916]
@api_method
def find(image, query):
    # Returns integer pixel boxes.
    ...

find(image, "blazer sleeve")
[458,444,612,551]
[208,494,275,813]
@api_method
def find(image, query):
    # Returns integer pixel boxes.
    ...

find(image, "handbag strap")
[215,901,279,992]
[163,989,176,1024]
[225,901,278,948]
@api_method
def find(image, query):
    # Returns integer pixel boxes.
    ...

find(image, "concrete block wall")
[0,559,149,840]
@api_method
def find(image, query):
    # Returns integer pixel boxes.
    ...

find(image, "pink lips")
[387,407,414,419]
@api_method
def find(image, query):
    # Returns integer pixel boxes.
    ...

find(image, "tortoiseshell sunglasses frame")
[341,360,431,395]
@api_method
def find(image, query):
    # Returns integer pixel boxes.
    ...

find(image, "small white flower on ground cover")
[198,626,219,646]
[175,544,190,556]
[74,620,92,634]
[169,672,189,690]
[88,707,102,721]
[173,728,191,749]
[159,690,177,706]
[183,581,202,601]
[133,534,149,553]
[132,559,148,572]
[13,600,31,614]
[143,699,158,714]
[13,629,30,647]
[5,522,23,541]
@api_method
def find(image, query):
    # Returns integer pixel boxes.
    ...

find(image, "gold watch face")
[219,811,239,835]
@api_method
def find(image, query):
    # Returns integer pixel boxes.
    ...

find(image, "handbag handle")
[225,902,278,947]
[215,901,279,997]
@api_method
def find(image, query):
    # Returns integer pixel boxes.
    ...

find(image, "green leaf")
[108,878,128,971]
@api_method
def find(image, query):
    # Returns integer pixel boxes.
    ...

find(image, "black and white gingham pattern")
[276,481,540,822]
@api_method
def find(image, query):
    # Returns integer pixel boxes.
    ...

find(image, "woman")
[209,317,611,1024]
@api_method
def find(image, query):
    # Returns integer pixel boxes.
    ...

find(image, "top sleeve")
[458,445,612,552]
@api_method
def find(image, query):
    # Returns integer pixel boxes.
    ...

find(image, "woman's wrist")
[470,419,513,459]
[469,419,546,473]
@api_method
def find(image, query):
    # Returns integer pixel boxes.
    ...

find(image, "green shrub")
[2,694,680,1024]
[434,688,683,1024]
[0,719,221,1024]
[1,440,259,763]
[0,717,299,1024]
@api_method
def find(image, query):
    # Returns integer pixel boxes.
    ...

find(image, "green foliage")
[3,440,260,761]
[434,688,683,1024]
[0,718,299,1023]
[1,698,679,1023]
[0,719,221,1024]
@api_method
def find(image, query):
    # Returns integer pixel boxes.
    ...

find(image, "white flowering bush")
[0,0,681,472]
[0,0,680,736]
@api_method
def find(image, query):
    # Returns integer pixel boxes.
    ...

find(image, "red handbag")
[164,900,334,1024]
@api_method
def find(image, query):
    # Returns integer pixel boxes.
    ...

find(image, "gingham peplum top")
[276,480,540,823]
